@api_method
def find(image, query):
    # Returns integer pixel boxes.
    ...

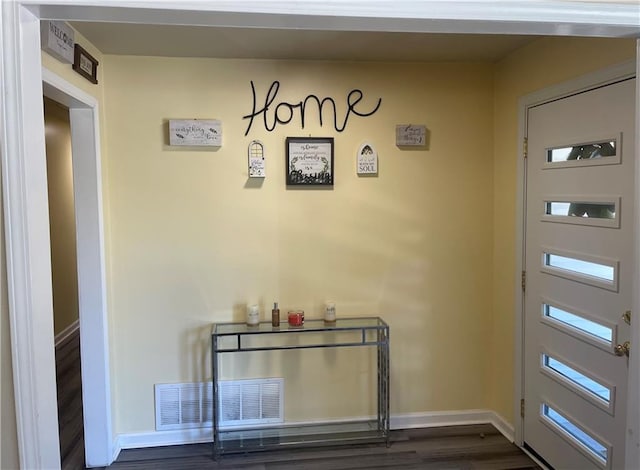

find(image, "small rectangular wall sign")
[73,44,99,84]
[357,142,378,175]
[40,21,75,64]
[396,124,426,146]
[169,119,222,146]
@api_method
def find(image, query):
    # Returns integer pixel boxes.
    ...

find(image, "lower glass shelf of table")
[217,420,386,454]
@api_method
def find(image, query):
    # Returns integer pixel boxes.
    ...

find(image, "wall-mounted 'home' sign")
[243,80,382,136]
[396,124,426,146]
[40,21,75,64]
[169,119,222,146]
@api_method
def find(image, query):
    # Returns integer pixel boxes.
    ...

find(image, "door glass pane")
[544,253,614,282]
[548,140,616,163]
[545,202,615,219]
[542,403,607,465]
[543,304,612,343]
[542,353,610,403]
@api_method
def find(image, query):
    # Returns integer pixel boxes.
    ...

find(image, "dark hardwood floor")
[100,424,541,469]
[56,327,86,470]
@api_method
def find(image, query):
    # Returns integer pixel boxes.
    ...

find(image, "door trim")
[514,60,637,465]
[629,40,640,468]
[42,68,114,467]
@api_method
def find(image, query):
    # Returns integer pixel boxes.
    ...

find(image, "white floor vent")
[155,378,283,431]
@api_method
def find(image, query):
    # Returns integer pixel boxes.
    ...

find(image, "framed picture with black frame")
[286,137,334,186]
[72,43,99,84]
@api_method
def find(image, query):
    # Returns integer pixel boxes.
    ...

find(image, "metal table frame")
[211,316,390,458]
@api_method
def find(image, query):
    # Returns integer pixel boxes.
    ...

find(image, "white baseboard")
[490,412,515,443]
[115,409,515,451]
[111,438,122,466]
[390,409,495,430]
[54,319,80,347]
[116,427,213,450]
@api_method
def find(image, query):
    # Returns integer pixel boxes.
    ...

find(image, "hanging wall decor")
[72,44,99,84]
[168,119,222,146]
[357,142,378,175]
[286,137,334,186]
[396,124,426,146]
[248,140,266,177]
[243,80,382,136]
[40,21,75,64]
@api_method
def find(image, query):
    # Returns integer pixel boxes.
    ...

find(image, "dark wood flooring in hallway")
[56,326,85,470]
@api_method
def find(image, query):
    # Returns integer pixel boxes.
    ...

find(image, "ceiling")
[69,22,539,62]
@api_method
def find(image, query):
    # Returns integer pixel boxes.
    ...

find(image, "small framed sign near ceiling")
[72,44,99,84]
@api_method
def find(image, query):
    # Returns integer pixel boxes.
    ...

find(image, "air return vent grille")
[154,382,212,431]
[155,378,283,431]
[218,378,283,428]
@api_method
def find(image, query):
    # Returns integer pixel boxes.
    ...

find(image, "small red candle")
[288,311,304,327]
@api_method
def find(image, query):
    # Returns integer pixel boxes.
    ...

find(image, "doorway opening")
[43,95,85,468]
[42,69,113,467]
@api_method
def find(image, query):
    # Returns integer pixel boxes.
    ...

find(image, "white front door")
[524,78,636,470]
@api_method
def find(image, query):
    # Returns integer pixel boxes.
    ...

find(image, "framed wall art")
[72,43,99,84]
[286,137,334,186]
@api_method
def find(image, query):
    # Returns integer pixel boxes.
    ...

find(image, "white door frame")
[1,3,113,467]
[1,1,639,469]
[42,68,114,468]
[513,60,639,465]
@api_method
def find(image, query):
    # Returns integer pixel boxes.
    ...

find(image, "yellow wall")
[44,97,80,336]
[102,56,495,433]
[490,37,636,422]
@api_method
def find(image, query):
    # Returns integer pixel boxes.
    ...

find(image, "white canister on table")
[246,304,260,326]
[324,302,336,323]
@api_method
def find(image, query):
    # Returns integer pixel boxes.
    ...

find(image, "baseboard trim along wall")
[112,409,515,459]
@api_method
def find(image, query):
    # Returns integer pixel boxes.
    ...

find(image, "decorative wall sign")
[169,119,222,146]
[286,137,334,186]
[40,20,75,64]
[248,140,265,177]
[72,44,99,84]
[243,80,382,136]
[357,142,378,175]
[396,124,426,146]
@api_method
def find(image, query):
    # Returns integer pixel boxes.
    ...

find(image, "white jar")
[324,302,336,323]
[246,304,260,326]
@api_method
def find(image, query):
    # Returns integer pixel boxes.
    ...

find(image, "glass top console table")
[211,317,390,457]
